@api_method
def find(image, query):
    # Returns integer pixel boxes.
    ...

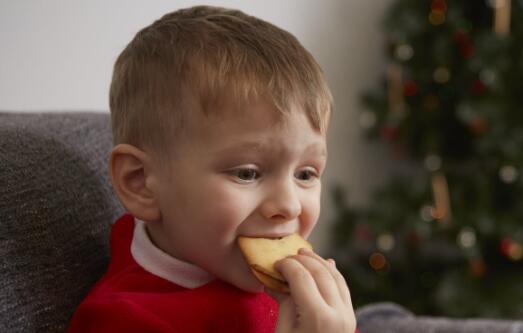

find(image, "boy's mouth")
[237,234,313,293]
[242,231,296,239]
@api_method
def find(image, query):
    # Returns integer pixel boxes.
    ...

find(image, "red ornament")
[499,238,513,255]
[380,125,399,141]
[392,143,407,159]
[408,231,421,247]
[459,44,475,59]
[403,80,418,96]
[431,0,448,12]
[499,238,523,261]
[452,30,469,44]
[453,30,475,59]
[469,118,489,135]
[355,224,372,242]
[471,79,487,94]
[469,258,487,277]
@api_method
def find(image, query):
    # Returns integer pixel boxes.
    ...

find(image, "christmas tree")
[331,0,523,318]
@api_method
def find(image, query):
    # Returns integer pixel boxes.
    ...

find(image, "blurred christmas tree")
[331,0,523,318]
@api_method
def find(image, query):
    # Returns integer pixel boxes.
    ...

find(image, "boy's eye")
[233,168,260,182]
[295,168,318,181]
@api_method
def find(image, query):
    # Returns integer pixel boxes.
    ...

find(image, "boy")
[68,5,356,333]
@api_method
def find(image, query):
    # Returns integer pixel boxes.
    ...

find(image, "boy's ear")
[109,144,161,222]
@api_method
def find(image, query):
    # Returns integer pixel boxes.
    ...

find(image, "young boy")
[68,5,356,333]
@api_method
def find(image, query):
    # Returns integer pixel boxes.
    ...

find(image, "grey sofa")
[1,112,522,332]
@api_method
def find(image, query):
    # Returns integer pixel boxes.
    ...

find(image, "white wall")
[0,0,393,254]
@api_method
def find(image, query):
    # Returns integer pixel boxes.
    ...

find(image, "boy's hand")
[269,248,356,333]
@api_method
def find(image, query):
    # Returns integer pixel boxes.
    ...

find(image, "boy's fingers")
[289,253,344,308]
[275,257,326,310]
[274,252,357,333]
[329,261,354,308]
[299,249,354,308]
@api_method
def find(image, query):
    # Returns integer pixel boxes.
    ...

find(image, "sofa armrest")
[0,112,124,332]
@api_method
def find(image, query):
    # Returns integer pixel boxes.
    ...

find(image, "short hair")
[109,5,332,155]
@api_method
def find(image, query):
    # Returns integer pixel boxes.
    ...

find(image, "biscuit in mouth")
[238,234,312,293]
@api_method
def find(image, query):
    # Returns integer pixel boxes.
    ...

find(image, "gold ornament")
[493,0,512,36]
[431,172,452,225]
[387,63,405,114]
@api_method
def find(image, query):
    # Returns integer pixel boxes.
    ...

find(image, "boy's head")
[109,6,333,292]
[109,5,332,160]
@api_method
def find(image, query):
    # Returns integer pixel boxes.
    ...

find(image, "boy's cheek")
[300,198,321,238]
[199,192,253,227]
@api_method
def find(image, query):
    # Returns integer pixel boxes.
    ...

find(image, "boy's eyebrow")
[214,142,268,155]
[305,143,327,157]
[215,141,327,157]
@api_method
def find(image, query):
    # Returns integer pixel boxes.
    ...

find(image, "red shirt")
[67,214,278,332]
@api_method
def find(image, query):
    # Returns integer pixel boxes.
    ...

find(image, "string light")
[377,233,395,252]
[457,227,477,249]
[429,0,447,26]
[395,43,414,61]
[501,238,523,261]
[469,118,489,135]
[469,258,487,277]
[425,154,442,172]
[508,242,523,261]
[499,165,518,184]
[429,11,446,26]
[432,0,448,11]
[420,205,434,222]
[433,66,451,83]
[369,252,388,271]
[479,69,497,86]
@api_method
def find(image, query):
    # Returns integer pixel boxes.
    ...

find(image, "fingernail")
[299,247,313,255]
[274,258,289,269]
[328,258,336,266]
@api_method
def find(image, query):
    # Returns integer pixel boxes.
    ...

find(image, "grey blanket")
[356,302,523,333]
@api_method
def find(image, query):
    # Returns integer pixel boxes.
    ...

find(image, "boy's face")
[147,96,327,292]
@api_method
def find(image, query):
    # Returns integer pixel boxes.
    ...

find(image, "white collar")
[130,218,214,289]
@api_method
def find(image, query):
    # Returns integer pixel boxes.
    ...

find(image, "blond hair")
[109,5,332,155]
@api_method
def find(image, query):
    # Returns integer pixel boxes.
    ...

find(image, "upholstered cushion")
[356,302,523,333]
[0,112,124,332]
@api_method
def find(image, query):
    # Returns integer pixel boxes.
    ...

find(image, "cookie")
[251,269,289,293]
[238,233,313,293]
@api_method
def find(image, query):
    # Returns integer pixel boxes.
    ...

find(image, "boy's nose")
[260,180,301,222]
